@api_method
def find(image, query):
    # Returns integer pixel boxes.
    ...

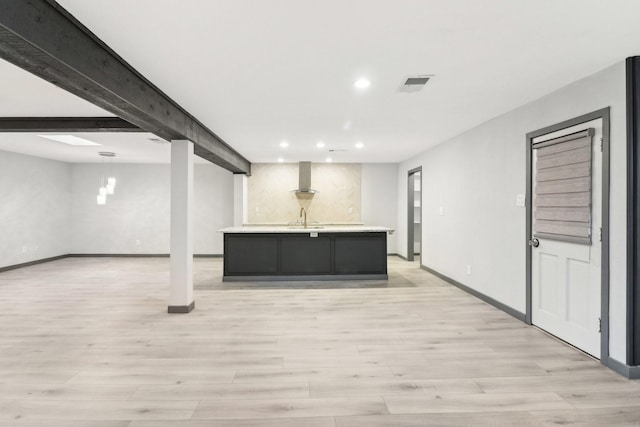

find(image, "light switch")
[516,194,526,207]
[439,206,444,216]
[310,232,318,238]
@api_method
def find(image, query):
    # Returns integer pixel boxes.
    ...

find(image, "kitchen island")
[219,225,393,281]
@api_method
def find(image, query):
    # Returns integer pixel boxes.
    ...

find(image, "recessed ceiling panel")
[0,132,206,164]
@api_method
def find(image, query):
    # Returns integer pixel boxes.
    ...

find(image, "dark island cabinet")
[223,232,387,281]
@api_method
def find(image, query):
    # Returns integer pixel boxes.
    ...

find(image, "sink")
[287,225,324,229]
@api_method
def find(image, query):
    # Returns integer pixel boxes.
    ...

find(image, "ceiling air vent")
[399,75,433,93]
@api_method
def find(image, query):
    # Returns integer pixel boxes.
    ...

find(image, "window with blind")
[533,128,594,244]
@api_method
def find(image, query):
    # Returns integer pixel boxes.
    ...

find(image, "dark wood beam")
[0,117,141,132]
[0,0,251,174]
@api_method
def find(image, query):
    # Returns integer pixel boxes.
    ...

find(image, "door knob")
[528,238,540,248]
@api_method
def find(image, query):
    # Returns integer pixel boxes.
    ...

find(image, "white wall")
[0,154,387,260]
[233,174,247,227]
[0,150,71,268]
[397,60,627,361]
[237,163,398,253]
[71,164,170,254]
[362,163,398,254]
[247,163,361,224]
[70,163,233,255]
[192,164,234,254]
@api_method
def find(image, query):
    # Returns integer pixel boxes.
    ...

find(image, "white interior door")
[531,119,602,358]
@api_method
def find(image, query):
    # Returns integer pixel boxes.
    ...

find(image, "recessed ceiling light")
[355,141,364,149]
[316,141,325,148]
[277,157,284,163]
[279,141,289,148]
[354,78,371,89]
[326,157,333,163]
[39,134,101,146]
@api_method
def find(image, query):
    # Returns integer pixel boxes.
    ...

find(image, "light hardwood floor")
[0,256,639,426]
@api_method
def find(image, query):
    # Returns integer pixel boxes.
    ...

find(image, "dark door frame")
[407,167,422,262]
[626,56,640,369]
[525,107,610,364]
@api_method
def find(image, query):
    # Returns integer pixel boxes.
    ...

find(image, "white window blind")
[533,128,594,244]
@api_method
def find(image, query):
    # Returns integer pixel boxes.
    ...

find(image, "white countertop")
[219,225,394,234]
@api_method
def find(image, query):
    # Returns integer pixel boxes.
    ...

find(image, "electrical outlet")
[466,265,472,275]
[516,194,526,207]
[348,207,353,213]
[439,206,444,216]
[135,239,141,246]
[22,246,27,253]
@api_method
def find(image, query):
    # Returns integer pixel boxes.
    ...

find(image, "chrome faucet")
[300,207,307,229]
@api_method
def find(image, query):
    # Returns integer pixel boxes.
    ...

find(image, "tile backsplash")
[247,163,361,224]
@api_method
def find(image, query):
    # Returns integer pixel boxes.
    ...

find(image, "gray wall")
[397,60,627,361]
[361,163,398,254]
[0,150,71,268]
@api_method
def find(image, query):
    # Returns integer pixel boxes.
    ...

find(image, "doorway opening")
[407,167,422,263]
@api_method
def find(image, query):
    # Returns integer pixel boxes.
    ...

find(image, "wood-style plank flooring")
[0,256,639,426]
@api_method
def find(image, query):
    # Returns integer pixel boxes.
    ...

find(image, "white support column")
[169,139,194,313]
[233,174,248,227]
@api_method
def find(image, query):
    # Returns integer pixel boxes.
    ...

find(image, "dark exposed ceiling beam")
[0,0,251,174]
[0,117,141,132]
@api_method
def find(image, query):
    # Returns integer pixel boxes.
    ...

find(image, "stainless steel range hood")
[293,161,318,198]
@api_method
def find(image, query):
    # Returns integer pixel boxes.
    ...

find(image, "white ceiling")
[0,59,112,117]
[2,0,640,165]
